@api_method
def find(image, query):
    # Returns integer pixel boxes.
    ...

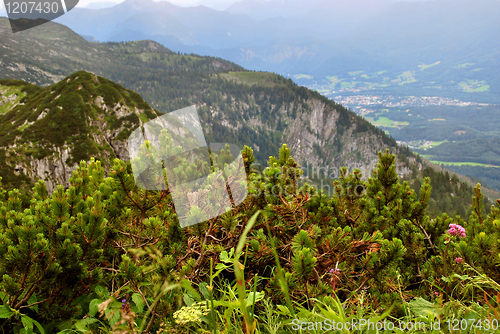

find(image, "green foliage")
[0,161,114,332]
[0,139,498,332]
[1,66,484,219]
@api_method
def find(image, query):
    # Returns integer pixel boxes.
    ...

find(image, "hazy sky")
[80,0,241,9]
[78,0,241,9]
[0,0,240,12]
[0,0,430,16]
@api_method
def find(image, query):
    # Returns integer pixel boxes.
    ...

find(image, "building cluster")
[330,95,487,109]
[396,140,438,150]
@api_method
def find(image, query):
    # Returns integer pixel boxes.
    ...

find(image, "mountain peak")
[118,0,178,11]
[121,0,156,5]
[0,71,159,191]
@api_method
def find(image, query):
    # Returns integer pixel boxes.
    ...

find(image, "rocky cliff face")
[283,98,419,178]
[200,73,418,181]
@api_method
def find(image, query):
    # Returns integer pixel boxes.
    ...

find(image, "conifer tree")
[464,185,500,282]
[360,150,433,287]
[0,170,113,326]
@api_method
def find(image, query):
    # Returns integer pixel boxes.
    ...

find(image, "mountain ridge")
[1,18,498,216]
[0,71,160,191]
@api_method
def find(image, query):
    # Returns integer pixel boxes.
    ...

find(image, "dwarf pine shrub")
[0,140,498,333]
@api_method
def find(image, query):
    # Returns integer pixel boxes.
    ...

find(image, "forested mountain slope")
[0,18,497,217]
[0,18,408,173]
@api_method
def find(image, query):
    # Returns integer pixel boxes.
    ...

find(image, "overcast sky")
[0,0,432,17]
[0,0,238,13]
[83,0,236,8]
[76,0,240,9]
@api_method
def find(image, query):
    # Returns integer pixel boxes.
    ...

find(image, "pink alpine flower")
[447,223,466,238]
[454,257,463,264]
[329,268,341,296]
[329,268,340,275]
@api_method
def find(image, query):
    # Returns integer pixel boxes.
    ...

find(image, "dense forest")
[444,165,500,195]
[0,142,498,333]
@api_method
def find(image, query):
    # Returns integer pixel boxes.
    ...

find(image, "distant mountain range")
[226,0,326,20]
[51,0,500,101]
[85,1,120,9]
